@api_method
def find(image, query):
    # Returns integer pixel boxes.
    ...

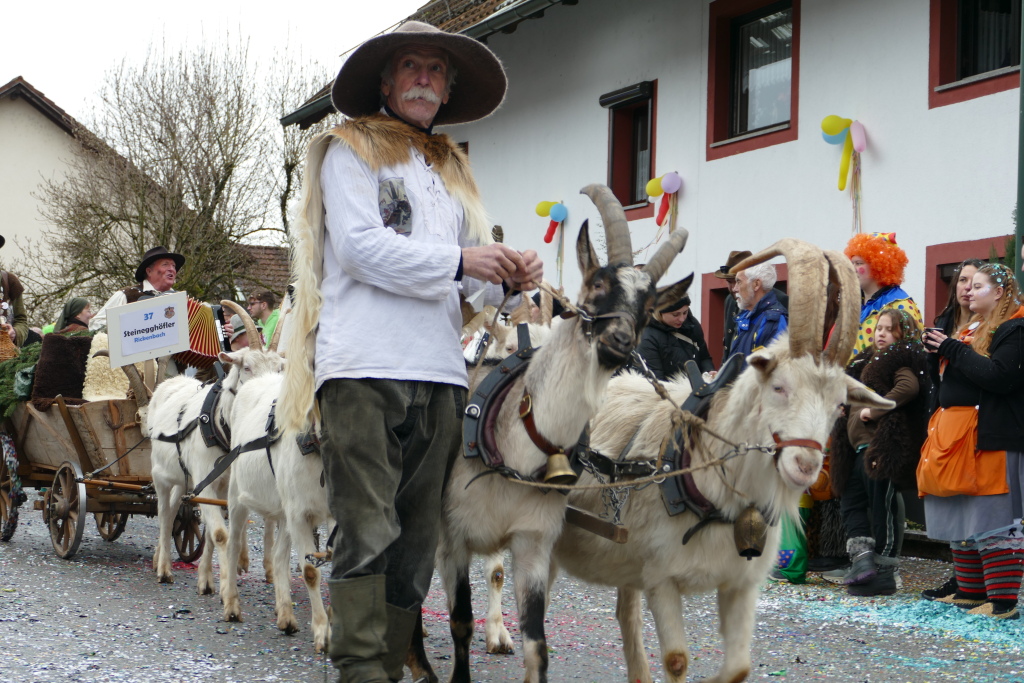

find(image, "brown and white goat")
[551,241,894,683]
[433,185,692,683]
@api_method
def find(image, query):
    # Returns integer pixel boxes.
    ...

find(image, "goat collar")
[519,390,573,458]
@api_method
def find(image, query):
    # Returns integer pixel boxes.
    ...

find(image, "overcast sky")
[3,0,426,120]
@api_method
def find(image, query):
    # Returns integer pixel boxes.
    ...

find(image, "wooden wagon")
[0,395,207,561]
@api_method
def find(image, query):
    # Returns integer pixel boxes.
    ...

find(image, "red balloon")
[656,194,671,226]
[544,219,559,243]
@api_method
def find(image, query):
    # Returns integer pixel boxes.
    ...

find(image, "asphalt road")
[3,509,1024,682]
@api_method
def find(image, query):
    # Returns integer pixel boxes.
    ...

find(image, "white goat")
[217,370,334,652]
[147,303,283,593]
[434,185,692,683]
[550,241,894,683]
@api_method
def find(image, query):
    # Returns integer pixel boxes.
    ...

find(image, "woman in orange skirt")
[921,263,1024,619]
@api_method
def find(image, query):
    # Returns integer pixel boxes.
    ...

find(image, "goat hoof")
[157,574,174,584]
[486,642,514,655]
[224,612,243,623]
[198,583,214,596]
[278,618,299,635]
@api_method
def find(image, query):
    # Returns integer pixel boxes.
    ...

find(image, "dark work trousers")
[840,447,905,561]
[318,378,465,610]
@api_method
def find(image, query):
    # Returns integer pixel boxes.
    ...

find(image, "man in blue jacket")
[729,262,788,360]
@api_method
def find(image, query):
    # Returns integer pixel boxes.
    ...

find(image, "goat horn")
[538,280,554,325]
[155,356,169,387]
[221,300,261,350]
[121,363,150,408]
[822,250,860,366]
[581,184,633,266]
[643,228,689,284]
[730,239,830,360]
[268,300,288,352]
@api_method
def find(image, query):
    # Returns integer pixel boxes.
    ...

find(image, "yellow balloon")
[822,115,853,137]
[535,201,555,217]
[646,177,664,197]
[838,132,854,191]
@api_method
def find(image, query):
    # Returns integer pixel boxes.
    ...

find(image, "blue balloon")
[822,129,849,145]
[549,203,568,222]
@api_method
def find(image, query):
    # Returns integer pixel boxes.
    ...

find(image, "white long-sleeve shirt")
[89,280,161,332]
[315,137,505,390]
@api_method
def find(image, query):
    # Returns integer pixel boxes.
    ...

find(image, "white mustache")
[402,86,441,104]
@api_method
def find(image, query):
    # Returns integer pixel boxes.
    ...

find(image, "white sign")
[106,291,190,368]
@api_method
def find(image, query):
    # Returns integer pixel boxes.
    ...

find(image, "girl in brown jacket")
[830,308,931,596]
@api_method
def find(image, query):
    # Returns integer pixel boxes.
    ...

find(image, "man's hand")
[1,324,14,343]
[222,320,234,340]
[508,250,543,291]
[462,244,527,285]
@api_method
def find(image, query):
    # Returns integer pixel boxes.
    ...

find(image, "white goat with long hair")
[147,302,284,593]
[430,185,693,683]
[550,240,894,683]
[216,370,334,652]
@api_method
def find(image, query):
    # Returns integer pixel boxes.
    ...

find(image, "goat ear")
[845,376,896,410]
[576,219,600,276]
[653,273,694,310]
[218,351,237,365]
[747,349,778,376]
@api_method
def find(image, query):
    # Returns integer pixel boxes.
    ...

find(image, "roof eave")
[280,0,569,129]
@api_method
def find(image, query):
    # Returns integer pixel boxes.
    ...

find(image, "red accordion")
[173,297,222,369]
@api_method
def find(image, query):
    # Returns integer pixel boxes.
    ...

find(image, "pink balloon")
[850,121,867,154]
[661,171,682,194]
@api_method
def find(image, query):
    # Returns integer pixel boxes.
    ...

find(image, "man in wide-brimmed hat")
[278,21,542,683]
[90,246,185,332]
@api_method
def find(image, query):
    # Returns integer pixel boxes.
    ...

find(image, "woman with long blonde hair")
[921,263,1024,619]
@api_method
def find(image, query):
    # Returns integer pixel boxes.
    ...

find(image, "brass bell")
[733,504,768,560]
[543,452,578,485]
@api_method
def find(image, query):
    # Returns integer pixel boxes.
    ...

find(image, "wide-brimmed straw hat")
[714,250,753,280]
[331,21,507,127]
[135,246,185,282]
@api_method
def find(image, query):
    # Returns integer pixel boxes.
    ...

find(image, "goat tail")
[279,133,332,436]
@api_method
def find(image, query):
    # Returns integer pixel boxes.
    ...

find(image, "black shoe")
[847,567,897,597]
[921,575,957,602]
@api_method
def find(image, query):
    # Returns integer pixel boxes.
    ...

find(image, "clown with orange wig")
[845,232,923,355]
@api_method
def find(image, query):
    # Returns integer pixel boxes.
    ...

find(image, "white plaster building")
[0,77,81,270]
[287,0,1021,364]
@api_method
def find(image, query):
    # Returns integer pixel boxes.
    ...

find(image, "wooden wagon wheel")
[0,453,17,542]
[172,502,205,563]
[94,511,128,542]
[48,461,87,559]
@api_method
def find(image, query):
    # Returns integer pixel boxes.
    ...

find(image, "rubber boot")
[843,536,877,586]
[328,575,390,683]
[382,604,421,682]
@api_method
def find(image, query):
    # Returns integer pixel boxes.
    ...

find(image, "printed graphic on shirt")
[378,177,413,235]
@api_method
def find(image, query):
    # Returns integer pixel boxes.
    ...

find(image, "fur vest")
[830,342,932,494]
[278,114,492,435]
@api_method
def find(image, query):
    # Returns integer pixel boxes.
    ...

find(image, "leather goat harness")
[156,368,322,499]
[463,324,584,486]
[154,374,233,490]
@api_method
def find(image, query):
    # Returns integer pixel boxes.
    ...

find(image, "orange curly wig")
[844,233,908,287]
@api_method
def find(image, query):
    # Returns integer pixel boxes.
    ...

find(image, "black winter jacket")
[636,316,714,380]
[937,317,1024,451]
